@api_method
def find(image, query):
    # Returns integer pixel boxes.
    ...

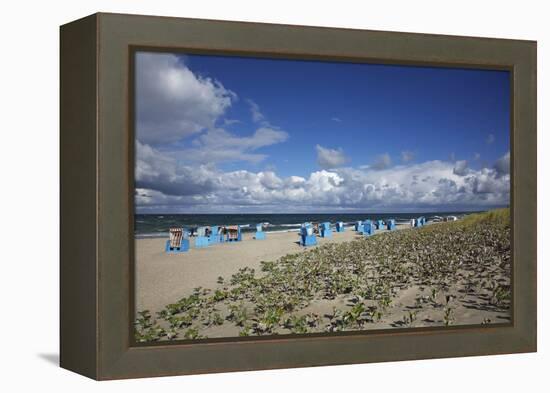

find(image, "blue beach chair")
[355,220,363,232]
[375,219,385,230]
[254,223,266,240]
[195,226,210,248]
[165,228,189,254]
[360,219,372,234]
[363,221,374,236]
[415,217,426,227]
[208,225,224,244]
[320,222,332,238]
[300,223,317,246]
[335,221,345,232]
[386,219,396,231]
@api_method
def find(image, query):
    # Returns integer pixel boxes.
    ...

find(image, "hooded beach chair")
[386,219,396,230]
[411,218,416,227]
[363,220,374,236]
[360,219,372,234]
[300,223,317,246]
[225,225,242,242]
[254,223,266,240]
[195,226,210,248]
[320,222,332,238]
[415,217,426,227]
[355,220,363,232]
[375,219,385,230]
[335,221,345,232]
[165,228,189,253]
[208,225,224,244]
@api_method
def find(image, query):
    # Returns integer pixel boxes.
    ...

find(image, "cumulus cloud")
[316,145,350,169]
[494,151,510,176]
[136,153,510,213]
[372,153,392,170]
[135,141,220,196]
[453,160,469,176]
[136,52,236,145]
[401,151,415,163]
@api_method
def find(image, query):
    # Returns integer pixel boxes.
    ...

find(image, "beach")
[135,211,511,342]
[136,225,406,313]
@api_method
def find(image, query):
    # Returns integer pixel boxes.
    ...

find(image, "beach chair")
[363,221,374,236]
[165,228,189,253]
[312,222,320,235]
[335,221,345,232]
[360,219,371,234]
[320,222,332,238]
[254,223,266,240]
[208,225,224,244]
[411,218,416,227]
[375,219,384,230]
[355,220,363,232]
[225,225,242,242]
[420,217,427,226]
[195,226,210,248]
[386,219,396,230]
[300,223,317,246]
[415,217,425,227]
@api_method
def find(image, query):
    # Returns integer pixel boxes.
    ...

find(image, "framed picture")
[60,13,536,380]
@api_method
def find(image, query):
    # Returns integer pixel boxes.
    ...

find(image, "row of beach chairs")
[167,218,416,252]
[411,216,426,227]
[298,219,396,247]
[165,223,267,254]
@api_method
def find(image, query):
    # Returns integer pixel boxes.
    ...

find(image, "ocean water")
[134,212,473,238]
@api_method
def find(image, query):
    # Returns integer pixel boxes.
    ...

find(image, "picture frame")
[60,12,536,380]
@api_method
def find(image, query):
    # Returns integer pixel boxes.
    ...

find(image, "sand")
[136,226,399,313]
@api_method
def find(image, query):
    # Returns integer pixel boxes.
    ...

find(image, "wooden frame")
[60,12,537,380]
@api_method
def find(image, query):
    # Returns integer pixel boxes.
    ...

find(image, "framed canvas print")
[60,13,537,380]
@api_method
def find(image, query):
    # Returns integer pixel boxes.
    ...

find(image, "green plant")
[443,306,454,326]
[183,327,204,340]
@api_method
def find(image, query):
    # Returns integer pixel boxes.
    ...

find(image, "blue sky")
[134,51,510,213]
[181,55,509,176]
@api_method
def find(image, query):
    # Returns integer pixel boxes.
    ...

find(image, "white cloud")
[316,145,350,169]
[494,151,510,176]
[135,141,221,196]
[486,133,495,144]
[453,160,469,176]
[246,99,270,125]
[177,127,288,164]
[136,152,510,213]
[331,117,342,122]
[136,52,236,145]
[372,153,392,170]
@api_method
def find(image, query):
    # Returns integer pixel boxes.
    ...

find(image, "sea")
[134,212,474,238]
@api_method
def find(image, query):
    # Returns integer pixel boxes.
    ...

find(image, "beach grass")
[135,209,511,342]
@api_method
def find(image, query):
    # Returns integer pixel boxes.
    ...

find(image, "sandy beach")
[136,225,405,313]
[135,211,511,342]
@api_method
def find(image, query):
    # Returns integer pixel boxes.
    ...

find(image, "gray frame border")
[60,12,536,380]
